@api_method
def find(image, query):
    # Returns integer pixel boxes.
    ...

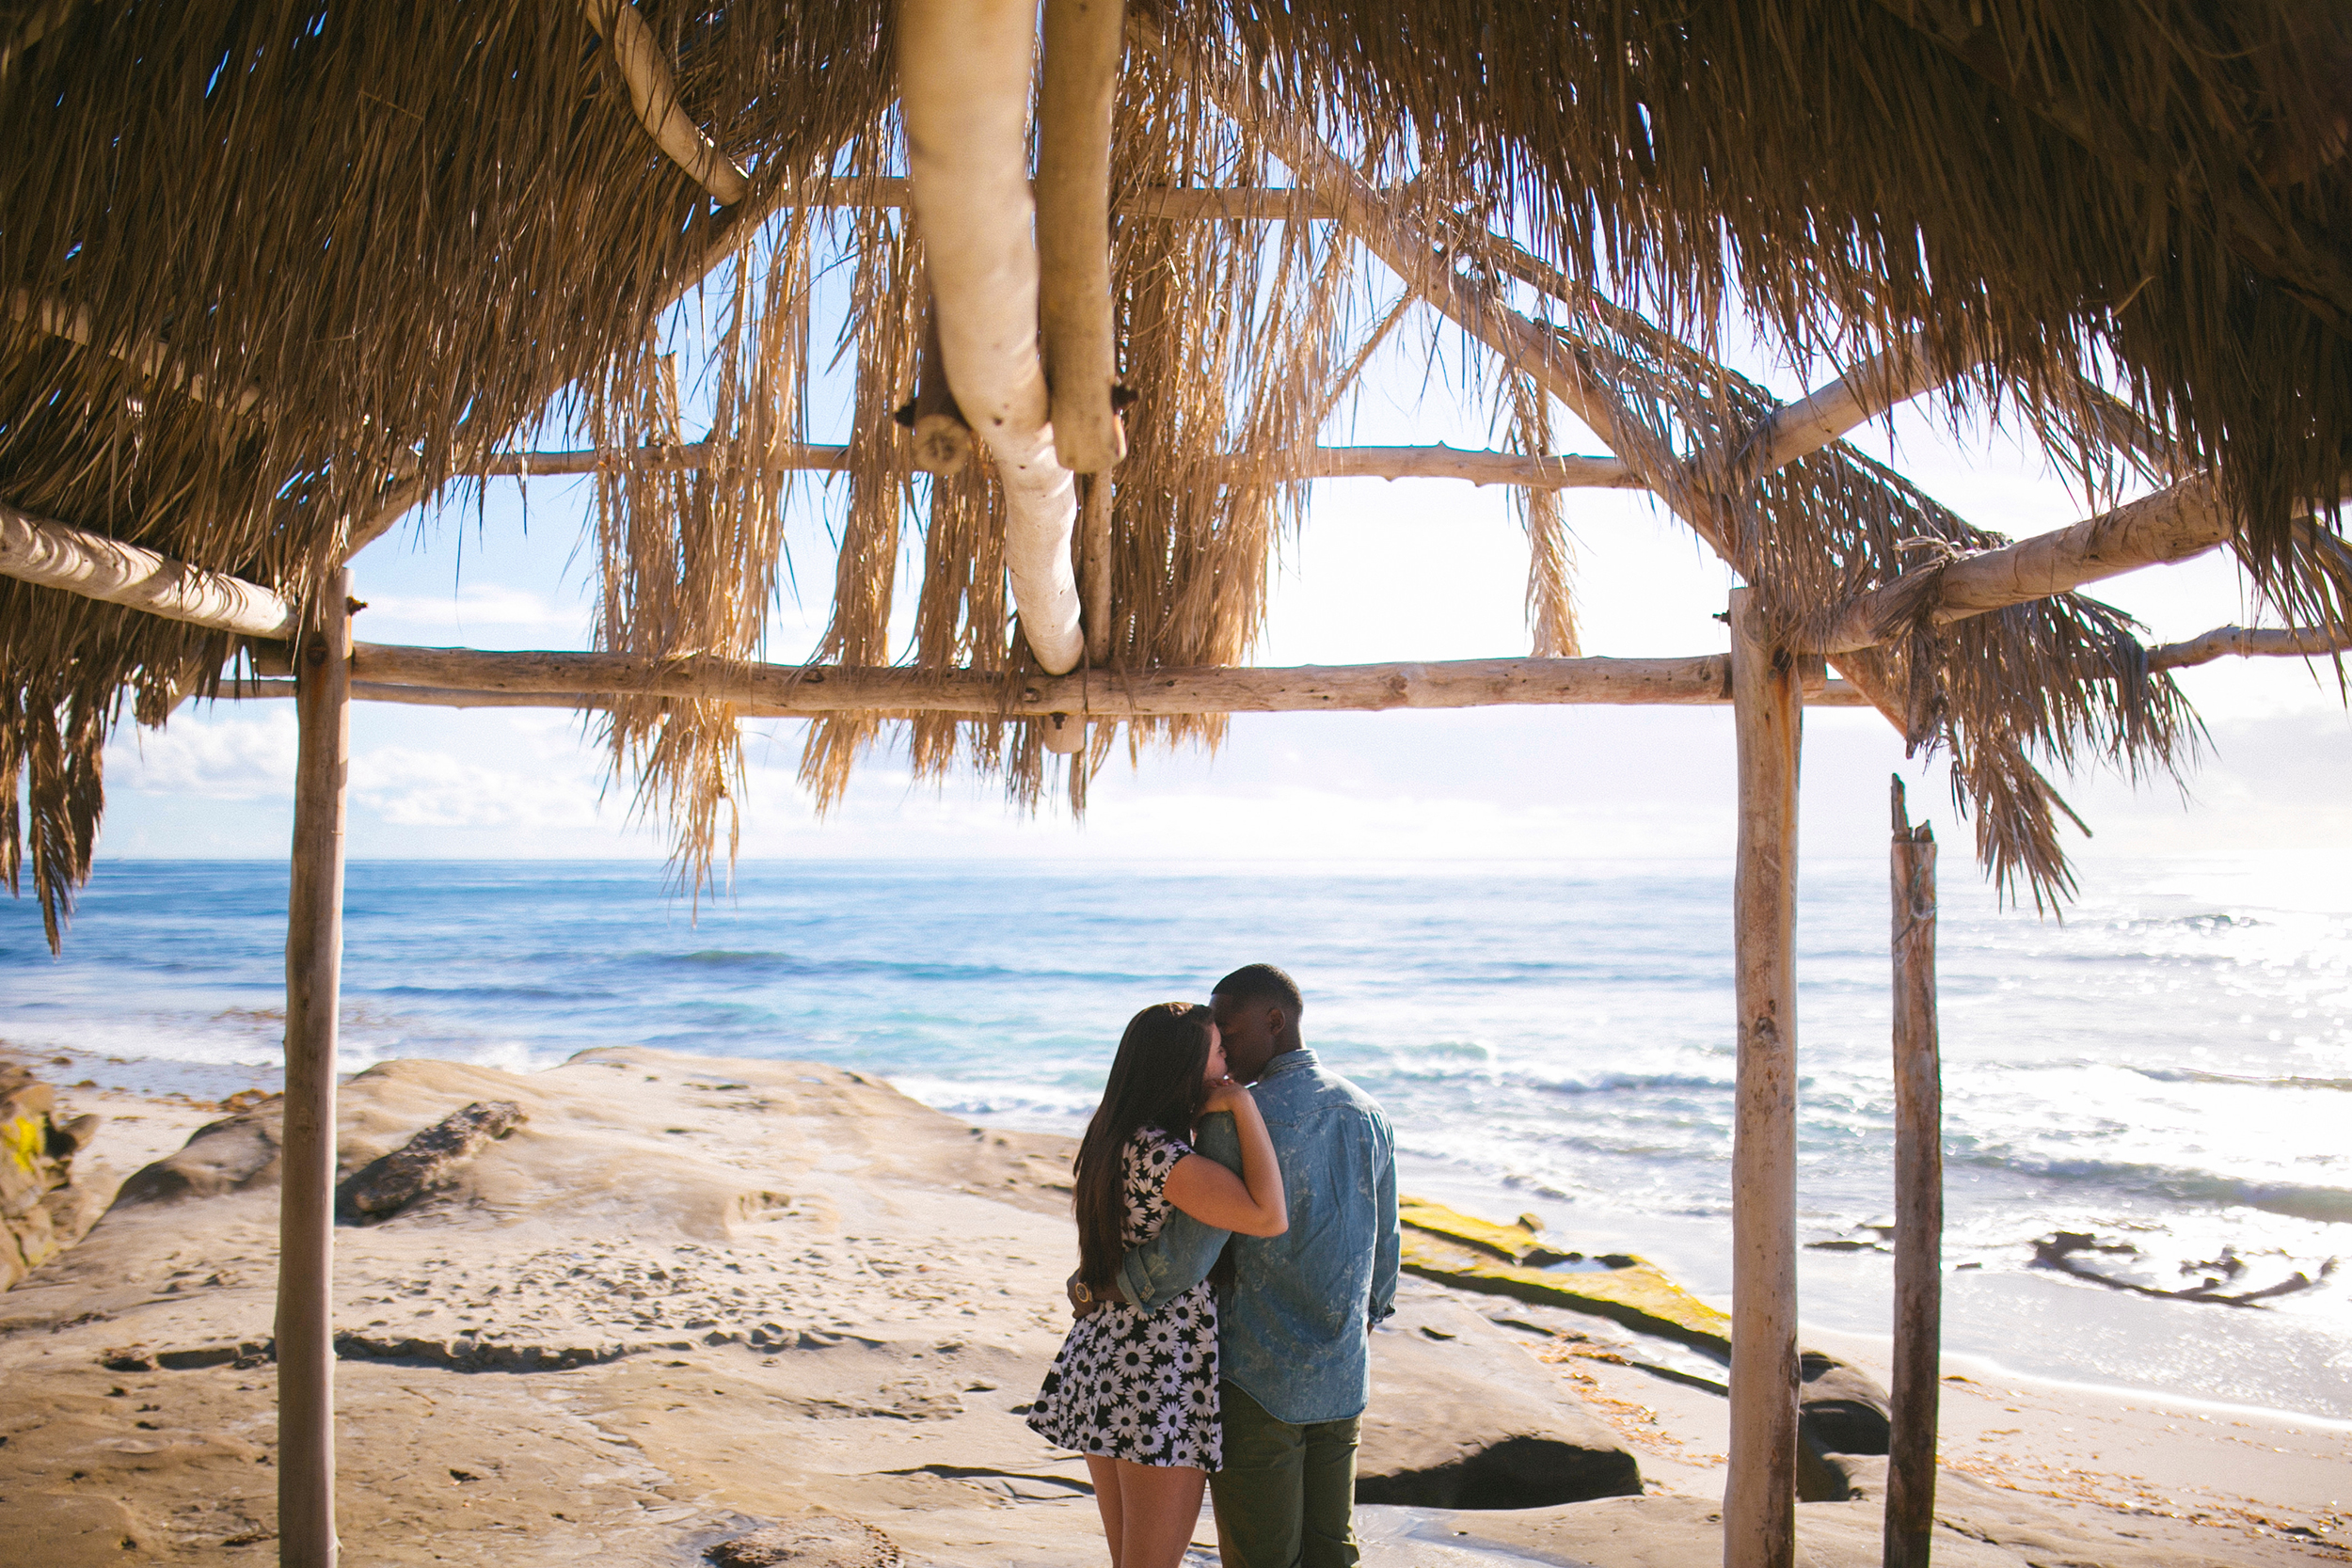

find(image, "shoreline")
[2,1047,2344,1565]
[16,1037,2352,1428]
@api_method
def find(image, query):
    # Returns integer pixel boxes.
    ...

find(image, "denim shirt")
[1114,1049,1400,1425]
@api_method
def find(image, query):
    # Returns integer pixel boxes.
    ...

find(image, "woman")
[1026,1001,1288,1568]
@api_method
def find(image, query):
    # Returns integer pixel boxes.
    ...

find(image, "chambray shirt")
[1114,1049,1400,1425]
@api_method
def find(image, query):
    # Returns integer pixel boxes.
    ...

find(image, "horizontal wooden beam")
[322,641,1869,714]
[8,288,264,417]
[2146,623,2352,671]
[1808,474,2237,654]
[809,177,1339,221]
[1,498,295,638]
[470,441,851,478]
[464,441,1636,490]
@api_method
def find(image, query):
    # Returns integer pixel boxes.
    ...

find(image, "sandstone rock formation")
[1,1060,101,1289]
[1357,1291,1641,1508]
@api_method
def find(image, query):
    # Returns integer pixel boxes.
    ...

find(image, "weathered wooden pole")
[279,568,352,1568]
[1884,777,1942,1568]
[1726,586,1801,1568]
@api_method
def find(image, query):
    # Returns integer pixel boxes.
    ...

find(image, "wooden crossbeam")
[811,176,1342,221]
[461,440,1635,489]
[2146,623,2351,670]
[1806,475,2237,653]
[219,648,1874,714]
[7,287,264,417]
[0,498,295,638]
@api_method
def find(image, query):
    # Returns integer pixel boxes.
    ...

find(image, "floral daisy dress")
[1025,1125,1219,1469]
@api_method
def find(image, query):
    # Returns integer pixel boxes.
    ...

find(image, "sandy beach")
[2,1045,2344,1566]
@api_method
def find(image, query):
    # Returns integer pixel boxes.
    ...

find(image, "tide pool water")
[3,857,2346,1418]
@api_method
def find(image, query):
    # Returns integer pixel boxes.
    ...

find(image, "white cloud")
[357,582,585,642]
[103,709,296,800]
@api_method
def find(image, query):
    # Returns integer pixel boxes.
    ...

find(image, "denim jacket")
[1114,1049,1400,1424]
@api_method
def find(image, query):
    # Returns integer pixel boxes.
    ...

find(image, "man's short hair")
[1212,962,1304,1016]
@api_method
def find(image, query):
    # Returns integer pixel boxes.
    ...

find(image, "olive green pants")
[1209,1381,1362,1568]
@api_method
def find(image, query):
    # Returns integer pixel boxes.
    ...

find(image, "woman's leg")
[1085,1455,1125,1566]
[1113,1459,1208,1568]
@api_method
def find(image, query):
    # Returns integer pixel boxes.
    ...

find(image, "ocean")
[4,857,2346,1419]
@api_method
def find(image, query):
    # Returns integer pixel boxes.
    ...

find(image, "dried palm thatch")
[5,0,2348,942]
[1183,0,2352,610]
[0,0,896,942]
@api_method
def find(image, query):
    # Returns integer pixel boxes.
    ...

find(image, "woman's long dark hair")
[1072,1001,1215,1291]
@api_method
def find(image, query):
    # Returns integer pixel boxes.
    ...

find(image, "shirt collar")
[1259,1048,1317,1081]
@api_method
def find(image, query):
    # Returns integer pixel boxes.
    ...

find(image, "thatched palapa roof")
[5,0,2350,944]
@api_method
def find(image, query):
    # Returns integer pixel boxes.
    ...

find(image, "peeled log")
[898,0,1086,673]
[342,641,1874,715]
[582,0,750,205]
[338,1101,527,1221]
[218,660,1875,715]
[1809,475,2236,653]
[2147,623,2352,670]
[1036,0,1125,473]
[0,497,295,638]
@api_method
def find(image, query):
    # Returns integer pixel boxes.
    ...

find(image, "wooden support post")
[1080,472,1113,666]
[1885,777,1942,1568]
[278,569,352,1568]
[1036,0,1125,473]
[1727,586,1801,1568]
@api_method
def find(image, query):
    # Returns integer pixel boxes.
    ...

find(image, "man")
[1095,963,1400,1568]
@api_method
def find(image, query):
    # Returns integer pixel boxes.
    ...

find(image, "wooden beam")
[1080,473,1114,666]
[461,441,1634,489]
[1469,238,1950,490]
[2147,623,2352,671]
[899,0,1085,674]
[582,0,749,205]
[216,664,1876,714]
[1884,777,1943,1568]
[1807,474,2235,654]
[278,571,352,1568]
[310,641,1872,714]
[810,176,1343,221]
[1036,0,1125,474]
[469,441,851,478]
[1726,586,1802,1568]
[1739,334,1943,481]
[0,497,295,638]
[7,287,264,416]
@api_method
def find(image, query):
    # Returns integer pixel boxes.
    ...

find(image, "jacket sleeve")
[1369,1110,1400,1325]
[1114,1112,1238,1312]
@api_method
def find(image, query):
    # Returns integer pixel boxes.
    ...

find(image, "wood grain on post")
[1726,586,1801,1568]
[1885,777,1942,1568]
[1036,0,1124,473]
[1080,473,1114,666]
[279,569,352,1568]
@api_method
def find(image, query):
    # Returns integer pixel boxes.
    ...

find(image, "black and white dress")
[1026,1125,1220,1469]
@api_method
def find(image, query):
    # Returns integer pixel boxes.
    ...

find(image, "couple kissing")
[1026,964,1401,1568]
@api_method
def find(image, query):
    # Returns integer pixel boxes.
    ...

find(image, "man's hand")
[1065,1269,1110,1318]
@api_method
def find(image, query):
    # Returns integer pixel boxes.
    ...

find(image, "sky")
[80,290,2352,893]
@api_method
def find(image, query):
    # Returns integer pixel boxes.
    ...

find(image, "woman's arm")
[1163,1084,1287,1237]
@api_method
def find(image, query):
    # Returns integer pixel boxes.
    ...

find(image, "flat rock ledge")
[1358,1291,1641,1508]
